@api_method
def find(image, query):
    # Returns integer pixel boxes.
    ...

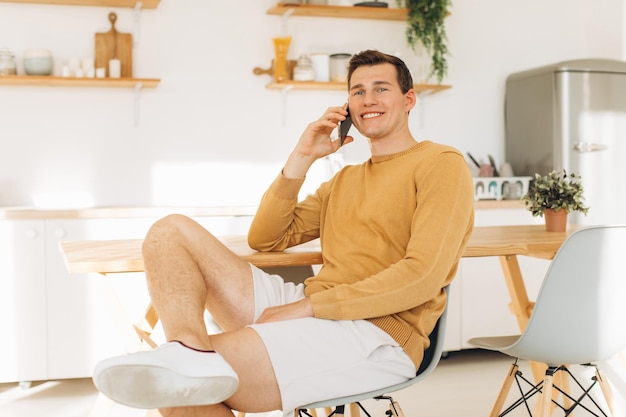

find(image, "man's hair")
[347,50,414,94]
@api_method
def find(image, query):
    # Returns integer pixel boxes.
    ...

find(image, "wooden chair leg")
[595,368,615,416]
[538,370,555,417]
[297,408,319,417]
[349,403,360,417]
[554,368,572,412]
[489,362,519,417]
[388,399,405,417]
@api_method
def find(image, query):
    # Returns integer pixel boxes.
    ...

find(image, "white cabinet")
[0,220,48,383]
[45,216,256,380]
[1,213,256,383]
[44,218,158,379]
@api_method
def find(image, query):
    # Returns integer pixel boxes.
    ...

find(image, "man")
[93,50,474,417]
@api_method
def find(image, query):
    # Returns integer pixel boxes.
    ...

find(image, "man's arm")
[248,105,351,251]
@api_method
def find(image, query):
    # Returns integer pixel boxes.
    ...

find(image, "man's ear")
[405,89,417,112]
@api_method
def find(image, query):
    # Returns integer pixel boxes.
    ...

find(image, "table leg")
[133,303,159,349]
[498,255,532,330]
[498,255,546,383]
[498,255,572,410]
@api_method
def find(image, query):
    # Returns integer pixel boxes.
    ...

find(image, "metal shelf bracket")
[134,82,143,127]
[280,85,294,126]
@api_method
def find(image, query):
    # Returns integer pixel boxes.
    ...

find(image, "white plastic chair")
[296,286,450,417]
[468,225,626,417]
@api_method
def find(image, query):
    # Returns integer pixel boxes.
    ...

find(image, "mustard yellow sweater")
[248,141,475,369]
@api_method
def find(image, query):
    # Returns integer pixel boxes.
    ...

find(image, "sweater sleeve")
[247,172,325,251]
[309,152,474,320]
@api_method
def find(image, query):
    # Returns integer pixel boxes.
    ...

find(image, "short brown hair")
[347,50,414,94]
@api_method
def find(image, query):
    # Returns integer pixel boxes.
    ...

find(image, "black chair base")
[492,360,614,417]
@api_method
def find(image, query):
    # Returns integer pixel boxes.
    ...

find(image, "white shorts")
[247,264,416,414]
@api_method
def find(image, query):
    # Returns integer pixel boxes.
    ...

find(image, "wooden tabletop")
[60,235,324,274]
[60,225,578,275]
[462,225,577,259]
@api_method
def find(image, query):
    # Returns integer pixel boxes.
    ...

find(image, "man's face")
[347,63,415,140]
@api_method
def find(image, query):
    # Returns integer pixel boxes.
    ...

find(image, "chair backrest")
[300,285,450,409]
[506,225,626,366]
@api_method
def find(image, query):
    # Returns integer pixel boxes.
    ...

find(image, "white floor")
[1,349,625,417]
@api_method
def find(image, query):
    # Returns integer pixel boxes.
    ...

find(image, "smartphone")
[339,107,352,146]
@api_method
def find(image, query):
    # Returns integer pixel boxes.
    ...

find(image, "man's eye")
[353,90,364,96]
[376,87,388,93]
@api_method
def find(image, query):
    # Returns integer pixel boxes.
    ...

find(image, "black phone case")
[340,112,352,146]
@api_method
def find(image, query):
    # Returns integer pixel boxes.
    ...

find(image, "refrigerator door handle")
[572,142,608,152]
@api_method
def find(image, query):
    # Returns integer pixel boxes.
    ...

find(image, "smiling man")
[92,50,475,417]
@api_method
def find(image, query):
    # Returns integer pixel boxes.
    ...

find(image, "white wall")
[0,0,623,207]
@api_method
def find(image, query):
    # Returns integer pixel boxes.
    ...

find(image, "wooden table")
[60,225,576,383]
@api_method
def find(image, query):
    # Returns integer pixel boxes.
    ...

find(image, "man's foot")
[93,341,239,409]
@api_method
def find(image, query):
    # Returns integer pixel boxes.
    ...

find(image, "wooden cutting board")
[95,12,133,77]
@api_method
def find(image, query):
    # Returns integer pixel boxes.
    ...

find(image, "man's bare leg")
[95,214,283,415]
[142,214,256,339]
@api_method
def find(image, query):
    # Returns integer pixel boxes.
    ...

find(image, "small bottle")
[293,54,315,81]
[0,48,17,75]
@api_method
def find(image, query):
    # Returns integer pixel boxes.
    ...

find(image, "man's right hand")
[282,105,353,179]
[256,297,314,323]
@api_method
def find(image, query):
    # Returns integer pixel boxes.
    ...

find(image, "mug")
[503,181,523,200]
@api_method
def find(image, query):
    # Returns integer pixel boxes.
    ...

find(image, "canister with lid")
[329,53,351,83]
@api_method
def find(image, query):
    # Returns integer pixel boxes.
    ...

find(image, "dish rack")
[473,176,532,201]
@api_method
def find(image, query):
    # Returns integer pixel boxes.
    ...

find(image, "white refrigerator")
[505,58,626,226]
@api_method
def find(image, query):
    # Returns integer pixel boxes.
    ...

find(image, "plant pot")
[544,209,568,232]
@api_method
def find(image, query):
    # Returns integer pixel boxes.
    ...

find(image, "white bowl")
[24,56,53,75]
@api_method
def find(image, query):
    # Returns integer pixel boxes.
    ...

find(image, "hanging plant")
[398,0,451,83]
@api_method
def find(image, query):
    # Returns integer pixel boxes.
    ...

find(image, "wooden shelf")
[474,200,525,210]
[265,80,451,94]
[0,0,160,8]
[0,75,160,88]
[267,3,408,21]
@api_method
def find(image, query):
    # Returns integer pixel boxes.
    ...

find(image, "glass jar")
[293,54,315,81]
[0,48,17,75]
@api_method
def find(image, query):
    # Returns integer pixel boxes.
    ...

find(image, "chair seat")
[467,335,521,352]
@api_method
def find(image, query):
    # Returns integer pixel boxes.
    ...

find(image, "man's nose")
[363,90,378,105]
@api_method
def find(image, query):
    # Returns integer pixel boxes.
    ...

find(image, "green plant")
[522,170,589,217]
[398,0,451,83]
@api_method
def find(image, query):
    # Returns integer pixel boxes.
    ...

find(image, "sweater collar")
[370,141,431,164]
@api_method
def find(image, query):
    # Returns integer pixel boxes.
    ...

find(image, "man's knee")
[143,214,197,253]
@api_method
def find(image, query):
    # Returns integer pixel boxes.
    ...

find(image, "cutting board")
[95,12,133,77]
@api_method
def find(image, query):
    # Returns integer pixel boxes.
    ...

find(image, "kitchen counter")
[0,200,525,220]
[0,206,259,220]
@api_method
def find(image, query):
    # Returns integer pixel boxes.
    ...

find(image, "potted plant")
[521,170,589,231]
[398,0,451,83]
